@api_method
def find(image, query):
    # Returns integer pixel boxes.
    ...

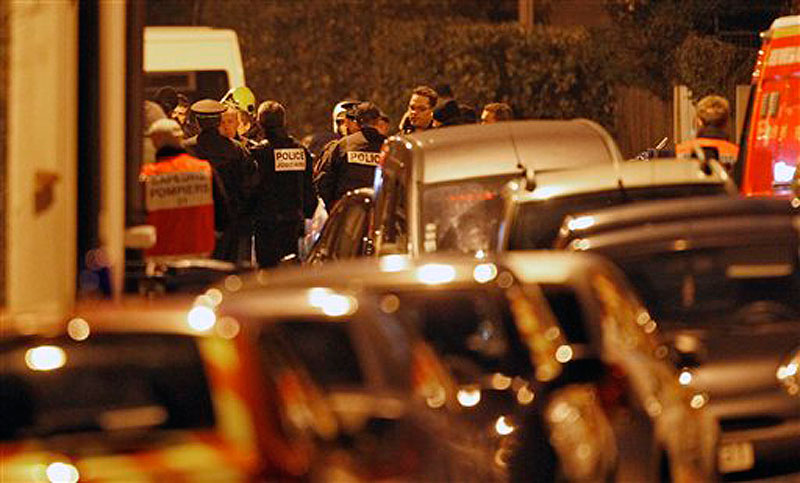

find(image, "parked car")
[557,195,800,480]
[306,188,374,265]
[0,298,320,482]
[371,118,623,257]
[217,282,502,482]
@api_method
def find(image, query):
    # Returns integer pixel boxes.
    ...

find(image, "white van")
[144,26,245,102]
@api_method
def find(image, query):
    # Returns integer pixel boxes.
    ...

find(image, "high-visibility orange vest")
[140,153,215,257]
[676,137,739,169]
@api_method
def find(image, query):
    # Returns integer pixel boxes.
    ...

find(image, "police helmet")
[221,86,257,115]
[332,100,360,133]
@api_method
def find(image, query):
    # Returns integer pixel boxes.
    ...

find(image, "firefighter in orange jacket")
[676,94,739,171]
[140,118,223,260]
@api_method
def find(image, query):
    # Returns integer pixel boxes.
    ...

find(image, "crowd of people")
[140,83,514,269]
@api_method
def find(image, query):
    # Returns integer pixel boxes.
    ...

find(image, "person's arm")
[314,140,340,209]
[302,147,317,219]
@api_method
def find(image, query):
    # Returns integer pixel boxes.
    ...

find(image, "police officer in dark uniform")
[249,100,317,268]
[184,99,256,265]
[316,102,388,209]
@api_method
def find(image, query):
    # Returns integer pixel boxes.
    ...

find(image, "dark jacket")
[184,130,256,219]
[315,126,385,209]
[250,127,317,223]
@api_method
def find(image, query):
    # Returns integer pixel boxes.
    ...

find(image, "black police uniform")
[184,100,256,264]
[250,127,317,267]
[315,126,385,209]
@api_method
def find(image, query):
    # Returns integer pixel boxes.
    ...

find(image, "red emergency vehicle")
[739,16,800,196]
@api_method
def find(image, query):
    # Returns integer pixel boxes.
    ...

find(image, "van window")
[145,70,230,104]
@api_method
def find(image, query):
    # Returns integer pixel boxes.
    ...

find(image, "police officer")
[184,99,256,265]
[676,94,739,171]
[316,102,388,209]
[250,100,317,268]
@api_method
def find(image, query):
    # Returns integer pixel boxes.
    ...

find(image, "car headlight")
[777,346,800,397]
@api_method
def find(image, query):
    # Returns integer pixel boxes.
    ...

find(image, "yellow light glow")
[571,239,591,251]
[25,346,67,371]
[67,318,90,341]
[416,264,456,285]
[457,387,481,407]
[224,275,243,292]
[491,373,512,390]
[555,345,573,363]
[187,306,216,332]
[194,294,215,308]
[426,386,447,409]
[567,216,595,232]
[475,249,486,260]
[690,393,707,409]
[205,288,223,306]
[320,294,356,317]
[216,316,241,339]
[46,462,79,483]
[531,186,562,200]
[517,386,535,405]
[473,263,498,284]
[379,254,410,273]
[777,362,797,380]
[495,416,515,435]
[679,370,693,386]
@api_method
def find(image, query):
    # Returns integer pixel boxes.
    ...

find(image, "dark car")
[503,251,719,482]
[557,196,800,480]
[306,188,374,265]
[217,282,502,482]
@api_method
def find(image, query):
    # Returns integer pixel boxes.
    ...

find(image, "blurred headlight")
[495,416,515,435]
[379,254,410,272]
[567,215,595,232]
[25,346,67,371]
[679,369,693,386]
[473,263,498,283]
[46,462,79,483]
[187,306,216,331]
[457,386,481,407]
[777,346,800,397]
[416,264,456,285]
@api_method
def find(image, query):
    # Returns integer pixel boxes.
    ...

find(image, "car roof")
[396,119,622,185]
[499,251,610,286]
[556,196,800,248]
[511,158,731,203]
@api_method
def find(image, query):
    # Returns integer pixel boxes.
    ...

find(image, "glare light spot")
[475,249,486,260]
[216,316,241,339]
[491,373,512,390]
[690,393,707,409]
[205,288,223,306]
[773,161,796,184]
[67,318,90,341]
[379,294,400,314]
[777,362,798,380]
[495,416,515,435]
[636,312,651,326]
[792,198,800,209]
[567,216,595,232]
[194,294,215,308]
[517,386,535,405]
[308,287,333,307]
[497,271,514,288]
[379,254,410,272]
[544,326,561,341]
[187,306,216,332]
[679,370,693,386]
[643,320,657,334]
[473,263,498,283]
[572,239,591,251]
[531,186,562,200]
[25,346,67,371]
[46,462,79,483]
[555,345,573,363]
[224,275,243,292]
[416,264,456,285]
[426,386,447,409]
[320,294,356,317]
[457,387,481,407]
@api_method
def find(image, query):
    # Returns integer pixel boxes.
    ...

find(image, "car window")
[541,284,591,344]
[372,146,409,254]
[509,185,728,249]
[420,176,512,254]
[615,246,800,327]
[392,288,532,380]
[589,271,657,354]
[271,320,364,390]
[0,334,215,441]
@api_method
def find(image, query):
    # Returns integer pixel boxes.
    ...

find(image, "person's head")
[190,99,227,132]
[354,101,389,135]
[434,83,454,101]
[147,118,184,151]
[332,100,360,136]
[695,95,730,130]
[407,85,438,130]
[155,86,179,116]
[257,100,287,131]
[481,103,513,124]
[432,100,461,127]
[171,94,190,125]
[219,106,239,139]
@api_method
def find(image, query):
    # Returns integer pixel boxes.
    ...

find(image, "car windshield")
[420,176,513,255]
[615,247,800,328]
[509,184,728,249]
[272,321,365,390]
[0,334,215,441]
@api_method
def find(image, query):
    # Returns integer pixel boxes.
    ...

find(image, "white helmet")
[332,100,359,133]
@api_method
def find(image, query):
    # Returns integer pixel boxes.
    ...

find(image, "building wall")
[548,0,610,28]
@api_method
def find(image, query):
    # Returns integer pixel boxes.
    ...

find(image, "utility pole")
[519,0,534,31]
